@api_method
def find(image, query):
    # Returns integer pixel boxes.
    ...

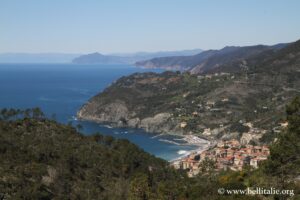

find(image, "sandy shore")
[170,135,212,162]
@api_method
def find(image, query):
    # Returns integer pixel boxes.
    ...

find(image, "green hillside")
[78,40,300,143]
[0,109,188,199]
[1,99,300,199]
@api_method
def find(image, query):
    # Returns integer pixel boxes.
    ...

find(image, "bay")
[0,63,198,160]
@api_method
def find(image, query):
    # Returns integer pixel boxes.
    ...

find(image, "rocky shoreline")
[77,102,185,135]
[77,107,213,161]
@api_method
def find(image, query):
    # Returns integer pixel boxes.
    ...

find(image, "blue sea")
[0,63,198,160]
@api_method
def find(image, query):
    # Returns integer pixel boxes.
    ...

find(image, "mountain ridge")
[135,43,290,74]
[71,49,203,65]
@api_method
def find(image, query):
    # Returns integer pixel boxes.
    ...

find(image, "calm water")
[0,63,198,160]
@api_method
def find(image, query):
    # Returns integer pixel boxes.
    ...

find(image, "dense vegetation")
[0,108,187,199]
[1,97,300,199]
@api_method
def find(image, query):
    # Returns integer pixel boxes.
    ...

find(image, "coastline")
[170,137,212,163]
[153,134,212,161]
[77,118,213,161]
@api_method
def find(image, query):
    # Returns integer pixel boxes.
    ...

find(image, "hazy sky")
[1,0,300,54]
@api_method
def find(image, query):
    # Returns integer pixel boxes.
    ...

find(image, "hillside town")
[171,139,270,177]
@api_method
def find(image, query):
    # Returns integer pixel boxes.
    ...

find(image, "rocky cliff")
[77,71,185,134]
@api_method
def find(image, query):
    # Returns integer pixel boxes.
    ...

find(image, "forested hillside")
[1,98,300,199]
[0,108,187,199]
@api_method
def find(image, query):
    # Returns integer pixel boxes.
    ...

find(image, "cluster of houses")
[172,139,270,177]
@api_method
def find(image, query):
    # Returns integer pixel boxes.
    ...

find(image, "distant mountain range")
[72,52,128,64]
[135,43,289,73]
[71,49,203,64]
[0,49,203,64]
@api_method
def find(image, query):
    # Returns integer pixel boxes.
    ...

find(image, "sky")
[1,0,300,54]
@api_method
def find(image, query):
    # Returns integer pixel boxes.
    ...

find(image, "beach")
[170,135,212,162]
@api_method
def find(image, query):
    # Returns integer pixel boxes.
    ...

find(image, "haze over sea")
[0,63,198,160]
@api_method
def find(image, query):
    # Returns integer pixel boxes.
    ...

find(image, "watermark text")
[218,187,294,197]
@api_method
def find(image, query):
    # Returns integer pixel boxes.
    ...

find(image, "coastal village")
[167,72,291,177]
[171,118,290,177]
[171,139,271,177]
